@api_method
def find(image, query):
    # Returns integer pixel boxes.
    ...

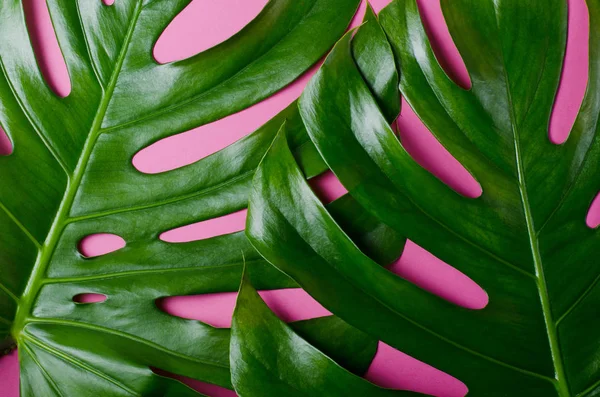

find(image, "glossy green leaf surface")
[0,0,418,394]
[230,269,422,396]
[246,1,600,395]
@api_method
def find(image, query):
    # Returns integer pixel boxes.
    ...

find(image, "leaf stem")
[511,84,570,397]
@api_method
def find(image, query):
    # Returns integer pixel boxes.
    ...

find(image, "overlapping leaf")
[246,0,600,396]
[230,268,422,396]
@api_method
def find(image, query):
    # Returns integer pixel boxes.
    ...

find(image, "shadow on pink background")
[0,0,591,396]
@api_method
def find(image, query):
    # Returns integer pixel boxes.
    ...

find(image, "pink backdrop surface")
[0,0,591,396]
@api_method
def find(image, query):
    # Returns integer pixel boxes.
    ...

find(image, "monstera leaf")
[246,0,600,396]
[230,268,422,397]
[0,0,421,394]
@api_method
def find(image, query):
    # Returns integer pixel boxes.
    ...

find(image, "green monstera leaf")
[0,0,418,394]
[230,268,422,397]
[246,0,600,396]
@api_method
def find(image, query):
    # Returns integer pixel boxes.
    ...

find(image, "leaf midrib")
[492,4,569,393]
[12,0,144,340]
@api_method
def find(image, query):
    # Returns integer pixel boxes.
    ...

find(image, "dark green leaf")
[352,4,400,122]
[230,267,422,396]
[247,1,600,395]
[288,316,377,377]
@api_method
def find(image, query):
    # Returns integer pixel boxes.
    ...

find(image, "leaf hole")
[153,0,269,64]
[73,293,107,304]
[309,171,348,205]
[549,0,589,144]
[366,342,468,397]
[388,240,488,310]
[151,368,236,397]
[586,191,600,228]
[102,0,115,5]
[78,233,126,258]
[415,0,471,90]
[397,99,483,199]
[23,0,71,97]
[157,288,330,328]
[0,127,13,156]
[160,209,247,243]
[132,63,317,175]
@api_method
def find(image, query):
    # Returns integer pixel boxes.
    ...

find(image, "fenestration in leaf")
[246,0,600,396]
[230,266,423,397]
[0,0,411,394]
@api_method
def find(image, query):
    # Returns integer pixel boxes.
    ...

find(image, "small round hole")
[73,293,107,304]
[78,234,126,258]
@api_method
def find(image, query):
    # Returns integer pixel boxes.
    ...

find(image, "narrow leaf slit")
[0,127,13,156]
[78,233,126,258]
[415,0,471,90]
[366,342,468,397]
[397,99,483,199]
[23,0,71,97]
[73,293,107,304]
[586,191,600,228]
[309,171,348,204]
[160,209,247,243]
[157,289,330,328]
[388,241,488,310]
[153,0,269,64]
[132,65,317,174]
[151,368,236,397]
[549,0,589,144]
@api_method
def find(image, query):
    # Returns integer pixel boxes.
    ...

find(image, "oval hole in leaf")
[415,0,471,90]
[309,171,348,205]
[397,98,483,199]
[157,288,330,328]
[366,342,468,397]
[586,191,600,228]
[153,0,269,64]
[549,0,589,144]
[78,233,126,258]
[388,240,488,310]
[160,209,247,243]
[73,293,107,304]
[152,368,236,397]
[0,128,13,156]
[23,0,71,97]
[102,0,115,5]
[132,64,319,175]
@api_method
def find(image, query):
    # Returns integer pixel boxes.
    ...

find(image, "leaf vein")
[27,318,229,369]
[21,343,66,397]
[23,333,139,396]
[0,199,42,249]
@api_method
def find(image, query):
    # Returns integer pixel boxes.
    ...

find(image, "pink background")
[0,0,591,396]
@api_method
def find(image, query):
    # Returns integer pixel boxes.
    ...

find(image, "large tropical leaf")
[246,0,600,395]
[0,0,418,394]
[230,267,422,396]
